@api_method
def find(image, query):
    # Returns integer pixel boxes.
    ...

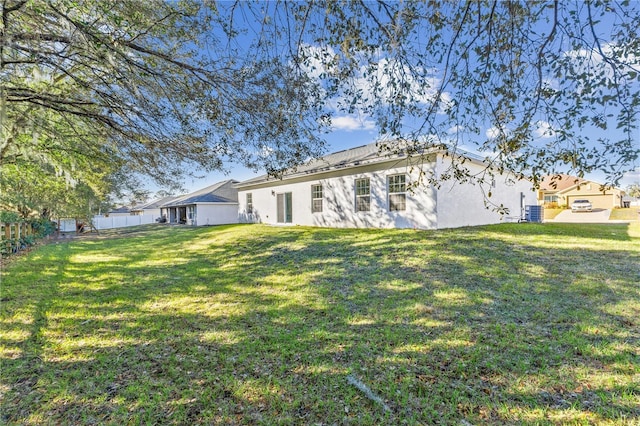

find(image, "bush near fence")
[1,218,56,257]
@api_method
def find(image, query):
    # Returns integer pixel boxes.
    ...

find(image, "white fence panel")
[59,219,77,232]
[92,215,157,230]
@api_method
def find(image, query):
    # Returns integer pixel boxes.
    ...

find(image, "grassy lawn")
[1,223,639,425]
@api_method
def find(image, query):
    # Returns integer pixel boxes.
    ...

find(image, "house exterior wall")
[237,153,537,229]
[435,156,537,228]
[144,208,162,217]
[193,203,239,226]
[238,159,438,229]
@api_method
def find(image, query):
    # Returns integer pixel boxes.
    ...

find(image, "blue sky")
[178,124,379,193]
[158,2,640,197]
[177,126,639,195]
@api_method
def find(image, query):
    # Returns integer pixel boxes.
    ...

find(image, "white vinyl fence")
[92,215,157,230]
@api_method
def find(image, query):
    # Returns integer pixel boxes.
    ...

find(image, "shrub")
[29,218,57,237]
[0,211,21,223]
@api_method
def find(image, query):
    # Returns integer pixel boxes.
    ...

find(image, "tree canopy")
[1,0,326,179]
[263,0,639,188]
[2,0,639,216]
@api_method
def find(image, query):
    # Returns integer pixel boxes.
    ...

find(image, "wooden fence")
[1,222,34,256]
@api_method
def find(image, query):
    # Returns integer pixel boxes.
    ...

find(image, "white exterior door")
[276,192,292,223]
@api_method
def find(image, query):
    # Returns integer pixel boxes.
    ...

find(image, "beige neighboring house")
[538,174,624,209]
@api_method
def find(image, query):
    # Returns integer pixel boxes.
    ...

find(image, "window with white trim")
[388,174,407,211]
[311,184,323,213]
[246,193,253,214]
[355,178,371,212]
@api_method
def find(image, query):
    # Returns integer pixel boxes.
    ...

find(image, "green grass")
[1,223,639,425]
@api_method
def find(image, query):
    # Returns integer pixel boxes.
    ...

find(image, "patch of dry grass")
[610,208,639,221]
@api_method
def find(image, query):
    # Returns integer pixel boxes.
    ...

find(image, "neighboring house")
[538,174,624,209]
[622,195,638,207]
[106,206,132,217]
[235,142,537,230]
[160,180,239,226]
[130,196,179,217]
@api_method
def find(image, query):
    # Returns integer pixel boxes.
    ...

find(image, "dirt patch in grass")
[2,223,639,424]
[544,208,565,220]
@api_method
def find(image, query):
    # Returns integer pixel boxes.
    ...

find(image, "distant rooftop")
[108,206,130,214]
[539,174,586,192]
[163,179,239,206]
[131,196,179,211]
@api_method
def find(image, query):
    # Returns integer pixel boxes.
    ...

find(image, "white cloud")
[533,120,556,139]
[298,44,339,80]
[298,43,449,118]
[485,126,501,139]
[330,115,376,132]
[622,167,640,185]
[541,77,560,91]
[447,125,463,134]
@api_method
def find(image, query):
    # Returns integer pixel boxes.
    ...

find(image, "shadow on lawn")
[1,224,638,424]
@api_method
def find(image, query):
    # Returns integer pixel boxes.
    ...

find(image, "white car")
[571,199,593,212]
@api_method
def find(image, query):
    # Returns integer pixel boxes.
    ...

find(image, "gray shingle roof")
[162,179,239,207]
[108,206,131,214]
[236,142,402,187]
[131,196,180,211]
[234,141,498,189]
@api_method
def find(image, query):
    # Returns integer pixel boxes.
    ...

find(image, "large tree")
[2,0,639,205]
[0,160,109,218]
[1,0,327,189]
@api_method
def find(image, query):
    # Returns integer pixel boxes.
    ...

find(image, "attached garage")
[566,193,616,210]
[539,175,624,210]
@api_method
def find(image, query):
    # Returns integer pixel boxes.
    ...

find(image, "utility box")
[525,205,544,223]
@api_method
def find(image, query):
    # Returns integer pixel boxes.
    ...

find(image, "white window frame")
[388,174,407,211]
[246,193,253,214]
[311,184,323,213]
[355,178,371,212]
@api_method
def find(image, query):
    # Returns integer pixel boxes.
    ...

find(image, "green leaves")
[274,1,640,186]
[2,0,639,217]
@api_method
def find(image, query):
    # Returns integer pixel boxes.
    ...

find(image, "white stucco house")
[160,179,239,226]
[235,142,537,230]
